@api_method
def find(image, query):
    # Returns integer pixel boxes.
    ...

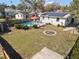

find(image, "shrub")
[10,20,17,26]
[23,26,29,30]
[57,24,60,27]
[15,24,23,29]
[0,16,4,19]
[9,20,22,26]
[46,23,51,25]
[33,25,39,29]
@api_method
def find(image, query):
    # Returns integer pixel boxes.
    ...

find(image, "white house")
[15,12,26,20]
[5,8,28,20]
[40,12,72,26]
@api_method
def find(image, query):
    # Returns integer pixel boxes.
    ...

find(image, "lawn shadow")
[0,36,23,59]
[66,23,78,27]
[0,30,11,35]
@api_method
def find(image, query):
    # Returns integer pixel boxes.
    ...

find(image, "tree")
[70,0,79,17]
[16,3,25,10]
[38,4,45,12]
[60,5,69,12]
[45,3,60,12]
[10,5,16,9]
[45,4,54,11]
[0,3,8,18]
[70,0,79,11]
[52,2,60,10]
[20,0,45,12]
[0,3,7,12]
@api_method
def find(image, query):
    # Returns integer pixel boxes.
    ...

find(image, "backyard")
[1,25,78,59]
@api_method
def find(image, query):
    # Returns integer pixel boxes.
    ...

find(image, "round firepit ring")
[43,30,57,36]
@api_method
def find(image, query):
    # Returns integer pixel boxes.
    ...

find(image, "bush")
[9,20,22,26]
[33,25,39,29]
[23,26,29,30]
[15,24,23,29]
[46,23,51,25]
[57,24,60,27]
[10,20,17,26]
[0,16,4,19]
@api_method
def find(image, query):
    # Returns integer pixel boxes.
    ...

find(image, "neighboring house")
[4,7,28,20]
[4,7,15,17]
[40,12,72,26]
[0,12,3,17]
[15,12,27,20]
[0,12,5,18]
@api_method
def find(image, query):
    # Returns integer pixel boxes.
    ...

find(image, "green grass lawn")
[0,19,5,22]
[69,37,79,59]
[1,25,78,59]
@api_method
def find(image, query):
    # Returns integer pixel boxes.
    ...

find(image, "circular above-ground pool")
[43,30,57,36]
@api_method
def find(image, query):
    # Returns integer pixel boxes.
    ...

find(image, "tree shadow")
[65,23,79,27]
[0,36,23,59]
[0,30,11,35]
[0,22,11,35]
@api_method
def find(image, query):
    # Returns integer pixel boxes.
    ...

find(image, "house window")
[57,18,59,22]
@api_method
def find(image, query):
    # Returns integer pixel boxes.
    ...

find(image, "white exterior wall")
[40,17,66,26]
[40,17,51,23]
[50,18,66,26]
[15,13,26,19]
